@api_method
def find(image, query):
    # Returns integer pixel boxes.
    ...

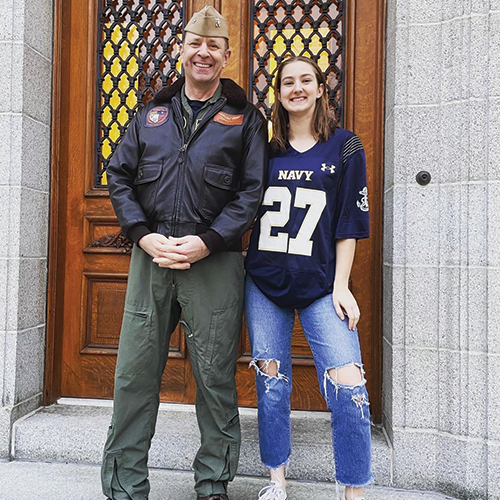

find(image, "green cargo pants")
[101,245,244,500]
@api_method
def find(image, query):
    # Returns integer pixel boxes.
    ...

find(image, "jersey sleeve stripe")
[342,144,364,162]
[342,135,363,161]
[342,135,364,162]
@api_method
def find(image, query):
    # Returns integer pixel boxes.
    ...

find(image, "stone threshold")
[11,400,392,485]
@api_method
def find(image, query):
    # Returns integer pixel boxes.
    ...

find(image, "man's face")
[181,32,231,88]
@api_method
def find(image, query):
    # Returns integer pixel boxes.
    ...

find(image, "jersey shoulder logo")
[321,163,336,174]
[214,111,244,126]
[357,186,369,212]
[145,106,169,127]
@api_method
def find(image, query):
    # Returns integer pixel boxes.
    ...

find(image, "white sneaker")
[258,480,287,500]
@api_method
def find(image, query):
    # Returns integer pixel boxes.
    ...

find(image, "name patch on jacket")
[214,111,244,126]
[146,106,169,127]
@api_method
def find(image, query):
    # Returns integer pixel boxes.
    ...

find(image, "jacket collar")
[154,77,248,108]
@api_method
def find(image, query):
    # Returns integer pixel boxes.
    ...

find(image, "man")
[101,6,267,500]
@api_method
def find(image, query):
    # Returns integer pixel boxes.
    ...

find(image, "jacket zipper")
[171,96,228,236]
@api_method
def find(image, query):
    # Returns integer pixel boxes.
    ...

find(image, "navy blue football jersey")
[246,129,370,309]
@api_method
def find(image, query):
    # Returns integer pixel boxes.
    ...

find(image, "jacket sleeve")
[209,109,268,248]
[106,108,150,240]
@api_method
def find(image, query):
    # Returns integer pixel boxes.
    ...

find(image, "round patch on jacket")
[145,106,169,127]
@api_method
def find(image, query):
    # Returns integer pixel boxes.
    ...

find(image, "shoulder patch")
[214,111,244,126]
[145,106,169,127]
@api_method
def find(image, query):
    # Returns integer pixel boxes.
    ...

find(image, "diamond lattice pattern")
[97,0,183,186]
[252,0,344,123]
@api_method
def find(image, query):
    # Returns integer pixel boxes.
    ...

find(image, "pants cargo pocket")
[116,309,152,376]
[205,302,241,387]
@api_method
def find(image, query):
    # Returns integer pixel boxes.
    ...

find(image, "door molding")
[44,0,63,405]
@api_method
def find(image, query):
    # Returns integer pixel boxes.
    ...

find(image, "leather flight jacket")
[106,77,268,253]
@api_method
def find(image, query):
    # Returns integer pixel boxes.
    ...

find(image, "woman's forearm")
[334,238,357,288]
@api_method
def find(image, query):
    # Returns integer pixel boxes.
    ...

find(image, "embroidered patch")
[145,106,169,127]
[357,186,369,212]
[214,111,244,126]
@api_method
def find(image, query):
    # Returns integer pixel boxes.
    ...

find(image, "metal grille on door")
[96,0,184,187]
[251,0,345,124]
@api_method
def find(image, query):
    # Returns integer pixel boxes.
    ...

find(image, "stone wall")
[383,0,500,498]
[0,0,53,458]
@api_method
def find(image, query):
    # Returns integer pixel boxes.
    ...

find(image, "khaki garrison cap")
[184,5,229,39]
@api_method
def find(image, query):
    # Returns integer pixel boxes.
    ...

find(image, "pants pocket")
[205,303,241,387]
[116,308,152,376]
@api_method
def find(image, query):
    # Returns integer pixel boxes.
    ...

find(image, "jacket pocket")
[134,162,162,217]
[200,163,240,220]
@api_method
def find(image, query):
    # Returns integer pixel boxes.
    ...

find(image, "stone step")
[1,462,460,500]
[12,401,392,486]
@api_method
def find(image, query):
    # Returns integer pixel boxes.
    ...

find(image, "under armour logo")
[321,163,336,174]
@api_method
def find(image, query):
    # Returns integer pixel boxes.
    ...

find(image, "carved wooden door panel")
[48,0,384,421]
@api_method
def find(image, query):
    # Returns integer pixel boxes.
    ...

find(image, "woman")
[245,56,374,500]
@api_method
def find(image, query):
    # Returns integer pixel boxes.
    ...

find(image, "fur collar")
[154,77,248,108]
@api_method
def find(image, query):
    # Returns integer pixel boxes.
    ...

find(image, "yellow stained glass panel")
[267,27,330,107]
[97,1,182,187]
[252,0,343,126]
[98,23,140,186]
[117,107,129,127]
[265,27,331,138]
[102,107,112,127]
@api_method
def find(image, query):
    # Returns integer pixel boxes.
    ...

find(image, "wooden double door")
[46,0,385,421]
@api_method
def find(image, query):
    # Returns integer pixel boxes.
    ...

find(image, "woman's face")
[277,60,324,116]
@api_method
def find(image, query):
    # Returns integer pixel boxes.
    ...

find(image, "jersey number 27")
[258,186,326,256]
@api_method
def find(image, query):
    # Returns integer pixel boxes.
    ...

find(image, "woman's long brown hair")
[270,56,337,152]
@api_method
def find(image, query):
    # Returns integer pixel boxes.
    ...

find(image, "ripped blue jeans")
[245,276,374,488]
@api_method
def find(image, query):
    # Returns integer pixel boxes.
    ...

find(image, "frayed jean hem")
[336,473,375,488]
[263,456,290,471]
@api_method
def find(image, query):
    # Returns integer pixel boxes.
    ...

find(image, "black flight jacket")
[106,77,268,253]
